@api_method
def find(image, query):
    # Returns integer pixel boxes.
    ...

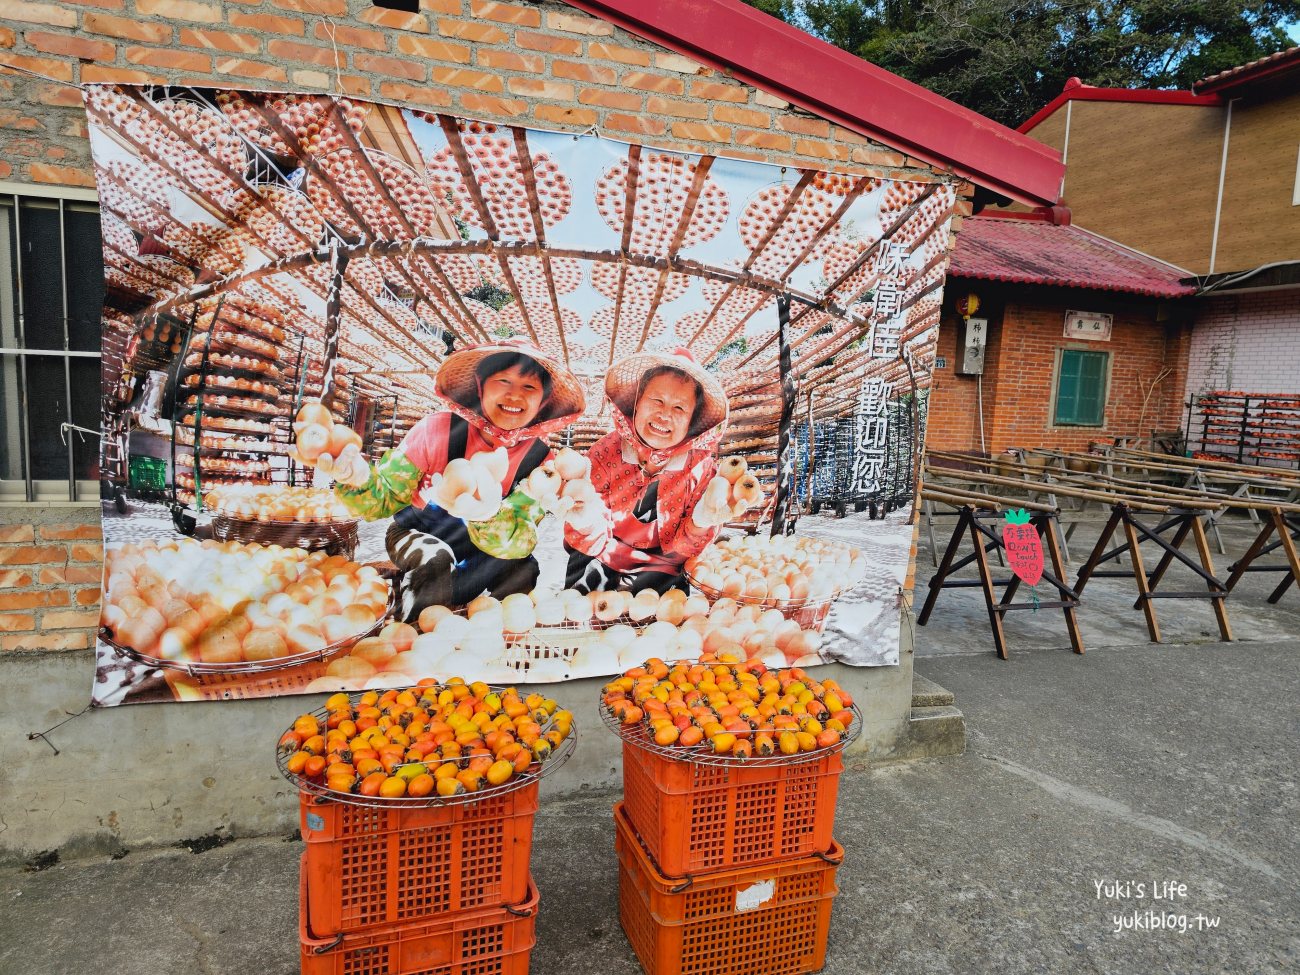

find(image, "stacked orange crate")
[279,685,575,975]
[604,661,856,975]
[296,788,540,975]
[615,805,843,975]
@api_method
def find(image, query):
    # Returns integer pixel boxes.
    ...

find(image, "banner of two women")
[88,86,954,705]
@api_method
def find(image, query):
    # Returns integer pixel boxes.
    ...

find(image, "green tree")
[745,1,1300,126]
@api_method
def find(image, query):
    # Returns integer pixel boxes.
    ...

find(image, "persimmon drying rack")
[1007,446,1300,603]
[920,447,1300,655]
[1188,391,1300,469]
[90,84,956,539]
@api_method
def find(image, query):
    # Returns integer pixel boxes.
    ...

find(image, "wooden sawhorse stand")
[917,501,1084,660]
[1073,504,1232,643]
[1224,508,1300,603]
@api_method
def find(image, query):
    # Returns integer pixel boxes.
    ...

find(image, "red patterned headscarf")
[606,349,729,470]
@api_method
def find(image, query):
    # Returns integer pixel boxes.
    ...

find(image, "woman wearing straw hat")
[564,349,760,595]
[297,338,585,621]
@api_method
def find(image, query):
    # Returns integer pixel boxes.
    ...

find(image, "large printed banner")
[88,86,953,705]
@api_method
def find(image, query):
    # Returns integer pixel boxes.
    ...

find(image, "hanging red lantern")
[955,293,981,319]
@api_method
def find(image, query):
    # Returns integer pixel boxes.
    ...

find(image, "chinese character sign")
[871,242,910,356]
[851,378,890,494]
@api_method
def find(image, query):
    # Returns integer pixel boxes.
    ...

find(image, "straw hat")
[606,348,728,438]
[436,338,585,423]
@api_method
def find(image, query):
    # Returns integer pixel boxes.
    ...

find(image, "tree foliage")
[745,1,1299,126]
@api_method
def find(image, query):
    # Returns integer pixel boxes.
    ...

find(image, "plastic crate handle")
[311,934,344,955]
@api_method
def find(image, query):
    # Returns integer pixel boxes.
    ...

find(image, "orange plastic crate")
[615,803,840,975]
[300,857,537,975]
[620,740,842,876]
[299,782,537,935]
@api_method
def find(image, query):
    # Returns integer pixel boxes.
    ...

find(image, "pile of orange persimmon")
[279,677,573,800]
[601,655,855,759]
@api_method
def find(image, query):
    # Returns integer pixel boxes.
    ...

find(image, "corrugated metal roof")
[950,214,1196,298]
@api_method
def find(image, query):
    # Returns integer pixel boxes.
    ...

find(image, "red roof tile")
[1194,45,1300,94]
[950,212,1196,298]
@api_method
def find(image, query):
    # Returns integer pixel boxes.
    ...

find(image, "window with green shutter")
[1054,350,1108,426]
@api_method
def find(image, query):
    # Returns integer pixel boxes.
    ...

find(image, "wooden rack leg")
[1136,518,1194,610]
[1055,510,1072,565]
[1266,510,1300,605]
[1207,507,1227,556]
[1233,482,1261,528]
[968,513,1009,660]
[1122,511,1161,643]
[1074,505,1123,595]
[925,497,939,568]
[979,484,1007,569]
[999,570,1021,607]
[1043,516,1084,654]
[1224,518,1277,593]
[917,507,971,626]
[1084,496,1126,567]
[1190,514,1233,642]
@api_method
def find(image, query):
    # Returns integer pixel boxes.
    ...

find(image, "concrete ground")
[3,514,1297,974]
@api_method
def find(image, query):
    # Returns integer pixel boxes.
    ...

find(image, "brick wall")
[0,0,963,186]
[927,288,1190,454]
[0,507,102,651]
[1184,290,1300,399]
[0,0,971,657]
[926,309,991,452]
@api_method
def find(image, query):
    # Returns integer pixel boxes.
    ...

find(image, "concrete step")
[911,673,955,708]
[893,705,966,761]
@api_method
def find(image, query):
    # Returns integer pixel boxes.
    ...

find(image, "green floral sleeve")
[466,488,545,559]
[333,448,422,521]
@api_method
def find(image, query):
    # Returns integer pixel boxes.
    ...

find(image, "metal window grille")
[0,190,104,502]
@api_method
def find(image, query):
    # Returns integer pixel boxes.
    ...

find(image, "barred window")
[0,187,103,502]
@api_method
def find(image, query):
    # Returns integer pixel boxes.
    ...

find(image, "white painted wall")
[1185,291,1300,397]
[1183,290,1300,462]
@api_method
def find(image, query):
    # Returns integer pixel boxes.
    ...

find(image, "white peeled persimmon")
[296,423,330,462]
[552,447,589,481]
[326,423,360,458]
[478,446,508,483]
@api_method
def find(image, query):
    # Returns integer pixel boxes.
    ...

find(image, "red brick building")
[928,209,1194,454]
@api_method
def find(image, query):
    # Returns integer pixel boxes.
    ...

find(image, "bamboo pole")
[921,485,1057,513]
[923,464,1201,512]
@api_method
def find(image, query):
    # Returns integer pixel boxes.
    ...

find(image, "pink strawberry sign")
[1002,509,1044,586]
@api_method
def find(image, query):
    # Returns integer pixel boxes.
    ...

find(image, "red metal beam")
[562,0,1064,206]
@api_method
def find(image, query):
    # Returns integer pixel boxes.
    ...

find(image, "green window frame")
[1054,349,1108,426]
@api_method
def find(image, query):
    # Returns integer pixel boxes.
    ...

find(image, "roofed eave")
[564,0,1065,207]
